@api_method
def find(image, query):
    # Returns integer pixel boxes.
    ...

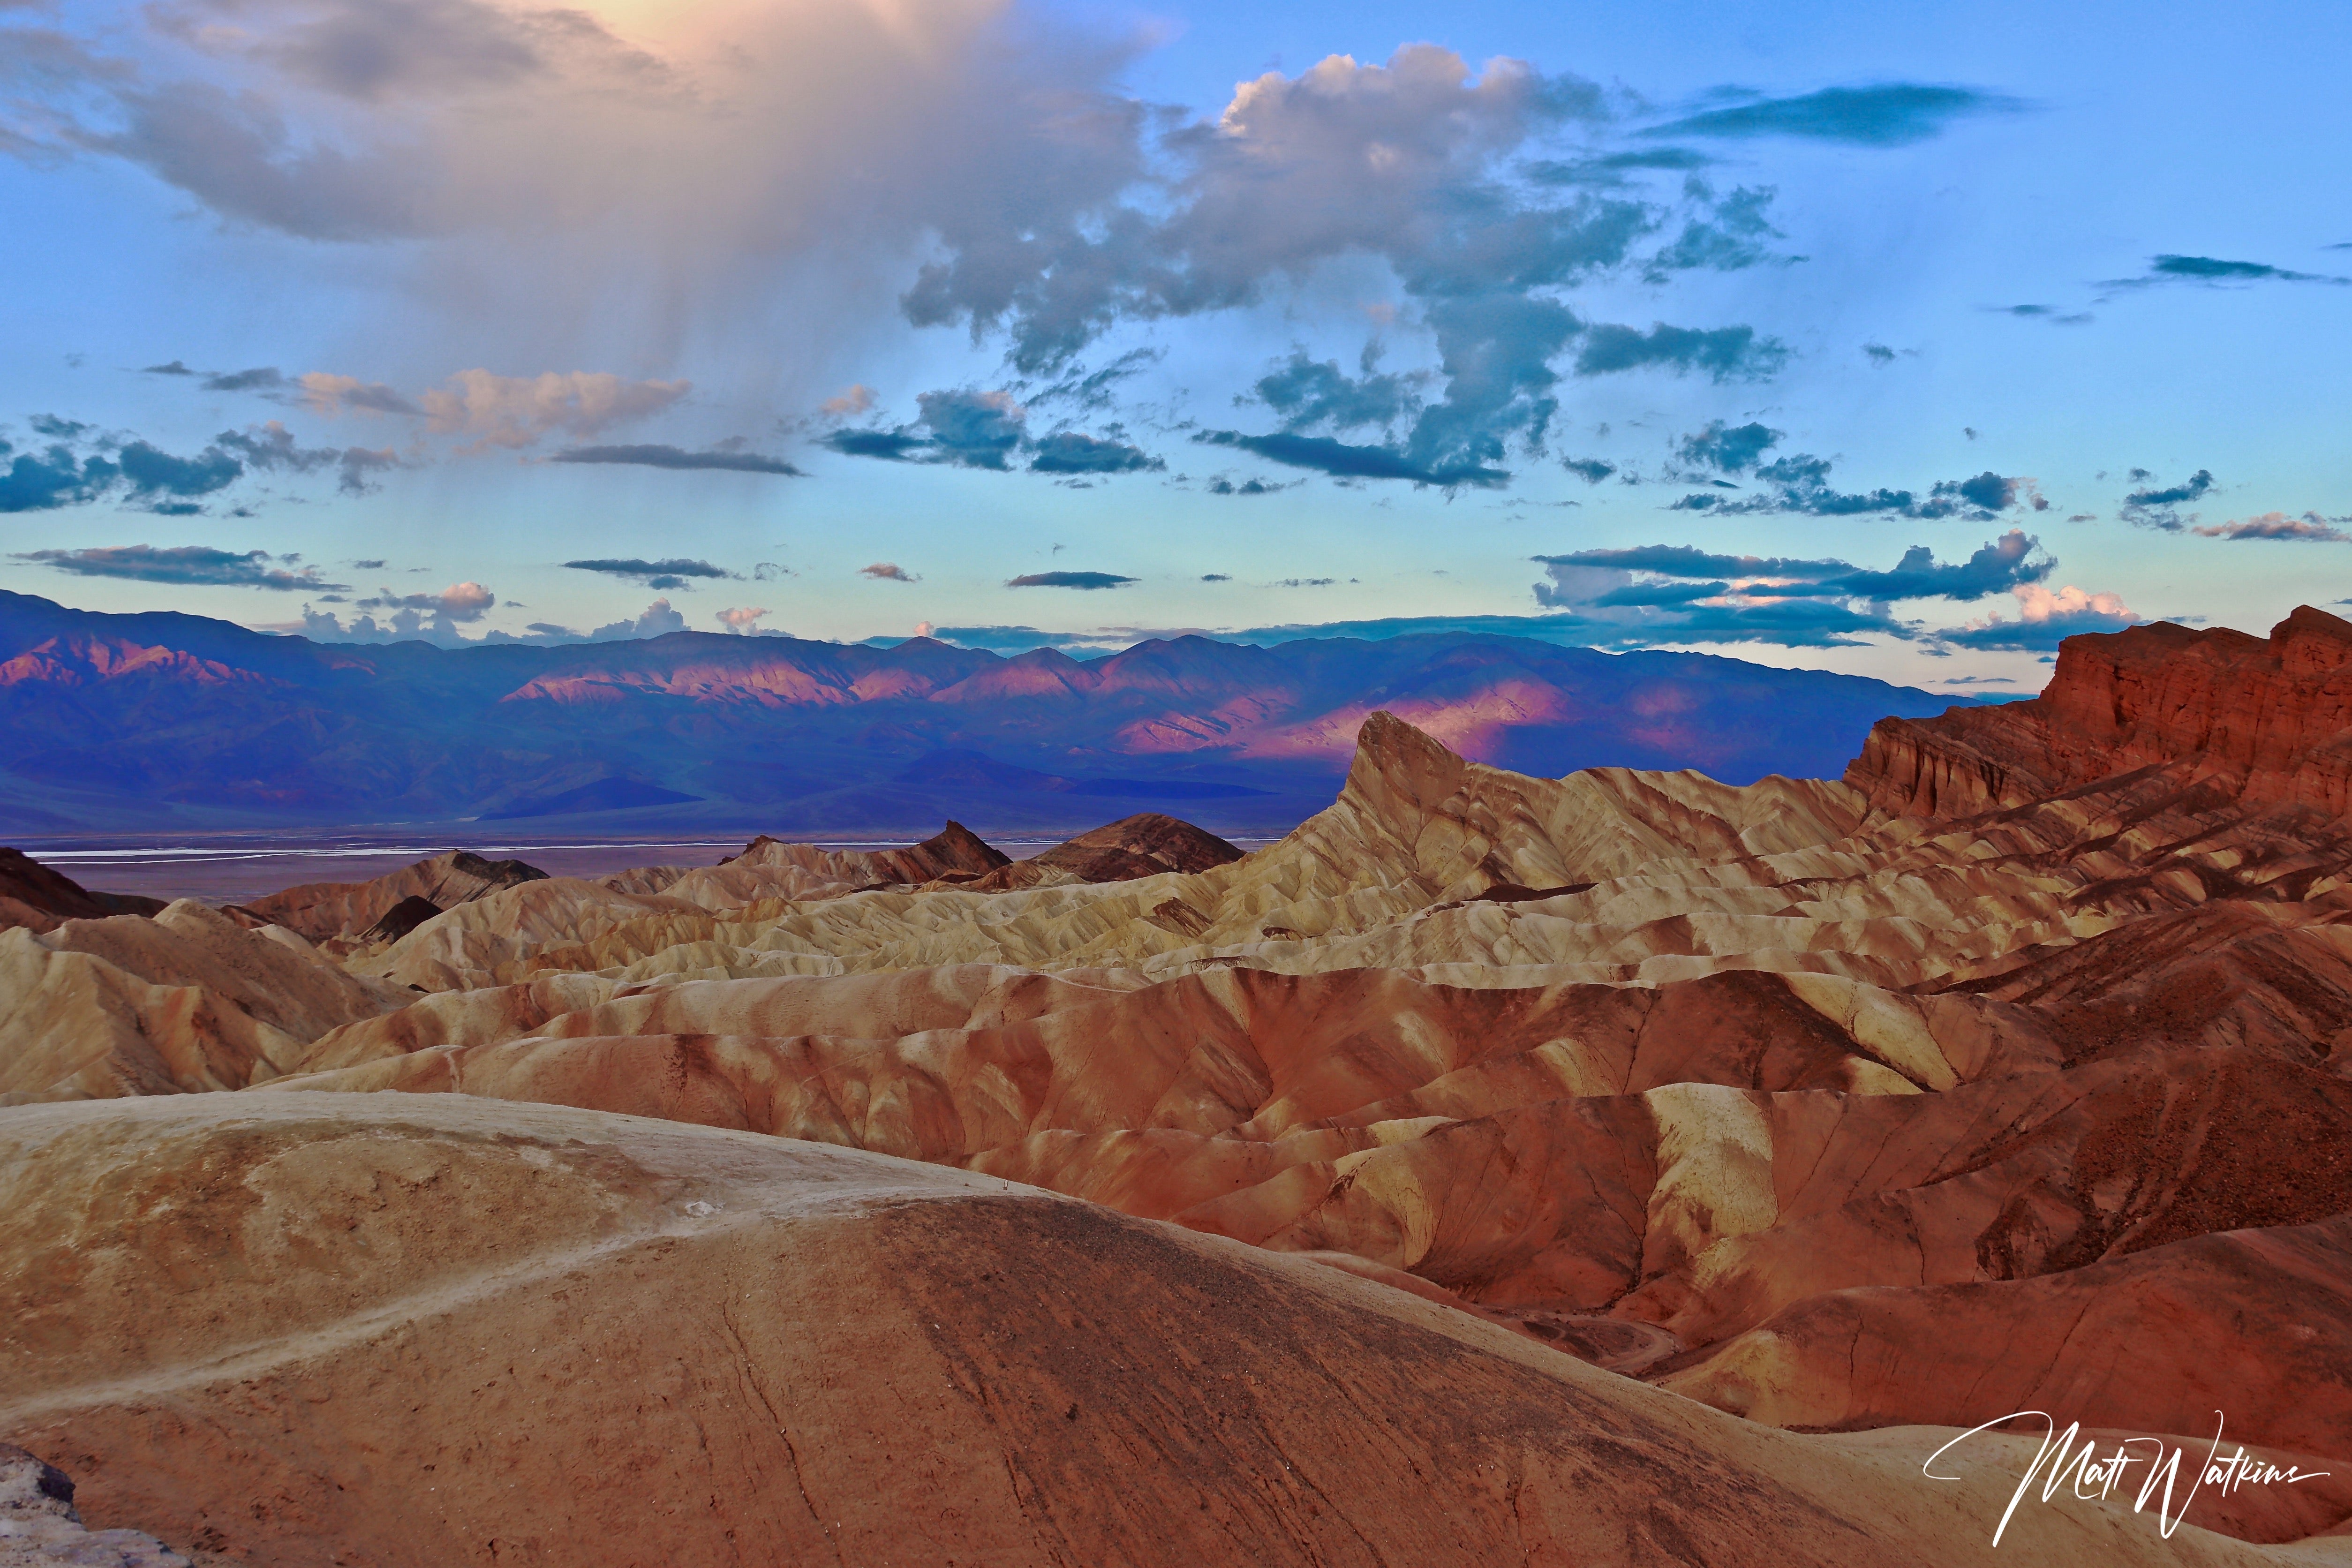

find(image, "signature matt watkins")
[1924,1410,2333,1545]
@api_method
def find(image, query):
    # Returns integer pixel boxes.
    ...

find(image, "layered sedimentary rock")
[14,610,2352,1557]
[595,820,1008,904]
[0,849,164,936]
[0,1095,2326,1567]
[963,811,1245,890]
[1850,606,2352,818]
[240,849,549,942]
[0,903,405,1102]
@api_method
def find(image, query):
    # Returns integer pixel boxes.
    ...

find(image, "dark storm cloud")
[14,543,348,590]
[1027,432,1161,475]
[551,444,805,475]
[1641,84,2028,147]
[1193,430,1508,490]
[1007,570,1136,590]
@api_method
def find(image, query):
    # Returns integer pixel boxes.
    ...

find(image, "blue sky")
[2,0,2347,689]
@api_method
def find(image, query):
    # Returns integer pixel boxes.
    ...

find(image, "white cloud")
[420,369,691,449]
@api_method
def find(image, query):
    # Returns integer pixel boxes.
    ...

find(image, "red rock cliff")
[1847,605,2352,818]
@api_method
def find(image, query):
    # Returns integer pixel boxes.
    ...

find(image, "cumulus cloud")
[1007,570,1135,590]
[551,444,803,476]
[348,580,497,633]
[820,384,875,417]
[860,562,917,582]
[16,543,346,590]
[2194,511,2352,543]
[593,597,686,640]
[1561,457,1615,483]
[2120,467,2215,531]
[1641,85,2028,147]
[714,605,771,632]
[1206,477,1284,496]
[562,557,731,592]
[1939,584,2140,649]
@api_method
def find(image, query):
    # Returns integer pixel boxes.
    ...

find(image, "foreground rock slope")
[8,608,2352,1560]
[1,1095,2334,1567]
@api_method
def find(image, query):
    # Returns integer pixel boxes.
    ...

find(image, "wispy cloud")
[1641,84,2028,147]
[1007,570,1135,590]
[563,556,733,590]
[861,562,918,582]
[2193,511,2352,543]
[551,444,803,476]
[15,543,347,590]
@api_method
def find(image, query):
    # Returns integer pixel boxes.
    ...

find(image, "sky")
[2,0,2348,691]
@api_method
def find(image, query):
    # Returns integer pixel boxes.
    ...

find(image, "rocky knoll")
[0,849,164,936]
[0,903,406,1102]
[239,849,550,942]
[960,811,1245,890]
[0,1094,2328,1567]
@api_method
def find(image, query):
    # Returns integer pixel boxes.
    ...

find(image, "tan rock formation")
[0,903,405,1102]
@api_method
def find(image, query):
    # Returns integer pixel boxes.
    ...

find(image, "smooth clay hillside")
[8,611,2352,1562]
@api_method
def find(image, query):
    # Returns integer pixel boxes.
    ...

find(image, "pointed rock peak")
[1345,711,1470,818]
[915,820,1013,874]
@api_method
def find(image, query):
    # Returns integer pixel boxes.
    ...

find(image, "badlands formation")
[6,611,2352,1562]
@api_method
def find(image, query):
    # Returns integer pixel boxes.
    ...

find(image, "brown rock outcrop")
[240,849,549,942]
[958,811,1244,890]
[0,849,164,936]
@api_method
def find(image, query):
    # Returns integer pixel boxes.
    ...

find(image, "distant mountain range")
[0,588,1992,834]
